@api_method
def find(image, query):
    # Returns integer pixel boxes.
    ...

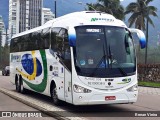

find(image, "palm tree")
[125,0,158,30]
[125,0,158,64]
[87,0,125,20]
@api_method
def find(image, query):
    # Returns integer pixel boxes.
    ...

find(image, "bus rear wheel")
[19,77,26,94]
[15,78,20,92]
[51,86,60,105]
[15,76,26,93]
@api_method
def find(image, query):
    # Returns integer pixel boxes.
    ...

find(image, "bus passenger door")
[51,27,73,103]
[63,44,72,103]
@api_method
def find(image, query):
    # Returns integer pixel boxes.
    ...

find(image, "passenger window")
[51,28,71,71]
[51,27,60,51]
[41,28,50,49]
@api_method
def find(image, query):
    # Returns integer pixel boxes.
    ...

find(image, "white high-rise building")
[0,16,6,46]
[42,8,55,25]
[9,0,43,37]
[8,0,17,39]
[0,16,5,32]
[16,0,43,33]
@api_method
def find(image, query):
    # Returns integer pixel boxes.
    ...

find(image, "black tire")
[19,77,26,94]
[51,86,60,105]
[15,78,20,92]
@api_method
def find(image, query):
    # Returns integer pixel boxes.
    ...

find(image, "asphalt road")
[0,73,160,120]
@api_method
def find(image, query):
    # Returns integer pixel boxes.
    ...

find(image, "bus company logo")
[17,51,42,80]
[117,78,131,84]
[11,54,21,62]
[91,18,114,22]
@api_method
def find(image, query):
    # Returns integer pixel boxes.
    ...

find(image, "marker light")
[73,84,92,93]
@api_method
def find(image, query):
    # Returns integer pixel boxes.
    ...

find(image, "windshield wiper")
[116,64,128,76]
[108,45,113,68]
[88,54,107,77]
[108,44,127,76]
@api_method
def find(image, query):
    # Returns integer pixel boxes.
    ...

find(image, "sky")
[0,0,136,28]
[0,0,134,28]
[0,0,97,28]
[44,0,97,16]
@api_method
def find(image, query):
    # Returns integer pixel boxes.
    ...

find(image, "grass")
[138,81,160,88]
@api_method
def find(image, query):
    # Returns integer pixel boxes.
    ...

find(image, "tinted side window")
[56,29,65,56]
[23,34,29,51]
[61,29,71,71]
[19,34,28,51]
[10,38,19,52]
[10,27,50,52]
[17,36,23,51]
[41,28,50,49]
[51,27,61,51]
[51,28,71,71]
[28,33,33,51]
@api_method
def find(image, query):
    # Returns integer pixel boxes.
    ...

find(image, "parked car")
[2,66,10,76]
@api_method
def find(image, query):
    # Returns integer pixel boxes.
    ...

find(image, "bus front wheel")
[51,86,60,105]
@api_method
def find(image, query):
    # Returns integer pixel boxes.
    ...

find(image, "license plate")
[105,96,116,100]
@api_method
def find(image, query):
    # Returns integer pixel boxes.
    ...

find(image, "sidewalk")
[138,86,160,95]
[0,92,54,120]
[0,92,38,111]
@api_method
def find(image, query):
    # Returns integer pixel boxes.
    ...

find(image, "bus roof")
[45,11,126,27]
[12,11,126,39]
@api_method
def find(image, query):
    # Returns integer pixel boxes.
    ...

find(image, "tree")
[0,29,9,69]
[87,0,125,20]
[125,0,158,30]
[125,0,158,64]
[0,32,2,65]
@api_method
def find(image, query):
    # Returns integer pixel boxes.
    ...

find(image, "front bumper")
[73,91,138,105]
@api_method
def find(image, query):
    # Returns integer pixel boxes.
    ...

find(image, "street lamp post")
[55,0,57,18]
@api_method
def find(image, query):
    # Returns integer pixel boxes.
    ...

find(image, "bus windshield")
[74,26,136,78]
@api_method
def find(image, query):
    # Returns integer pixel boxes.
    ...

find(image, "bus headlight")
[127,84,138,92]
[73,84,92,93]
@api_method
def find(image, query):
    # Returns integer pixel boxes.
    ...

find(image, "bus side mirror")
[129,28,146,49]
[68,27,76,47]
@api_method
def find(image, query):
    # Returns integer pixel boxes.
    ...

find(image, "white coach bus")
[10,11,146,105]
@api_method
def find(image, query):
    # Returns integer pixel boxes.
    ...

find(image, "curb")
[138,85,160,88]
[0,87,85,120]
